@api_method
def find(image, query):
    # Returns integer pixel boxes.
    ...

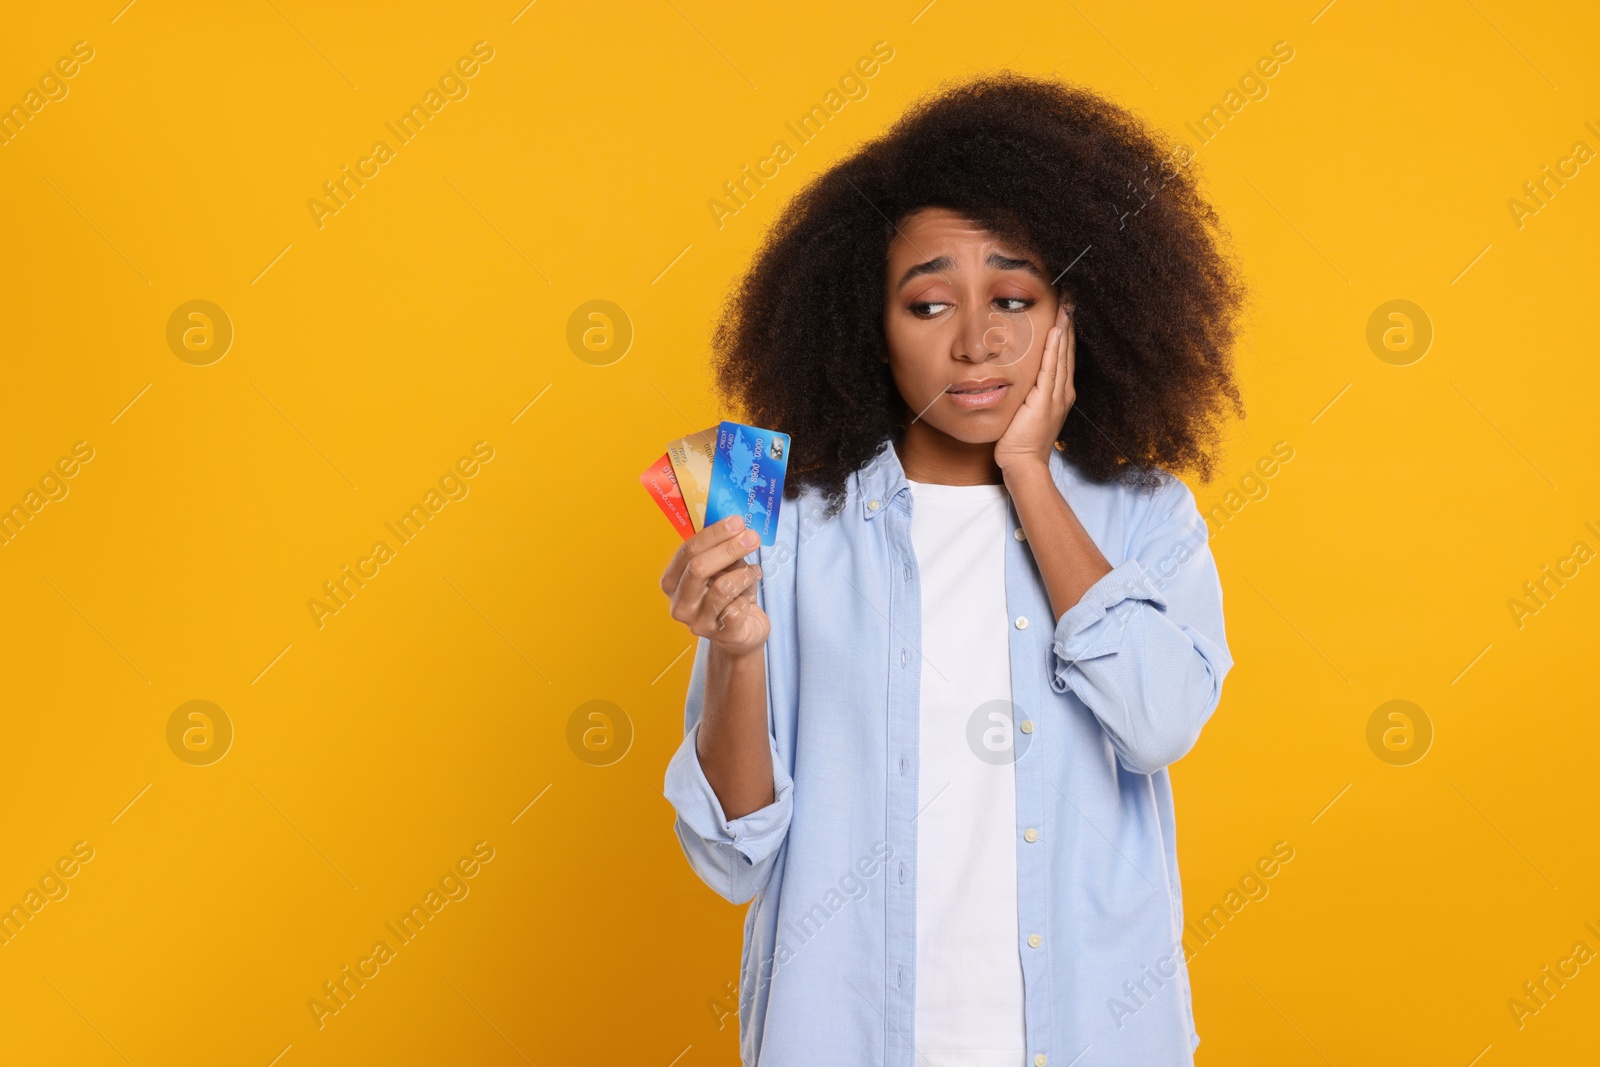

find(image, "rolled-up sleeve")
[1049,475,1233,775]
[662,547,795,904]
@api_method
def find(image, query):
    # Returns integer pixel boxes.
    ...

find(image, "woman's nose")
[959,306,1003,362]
[960,306,1028,366]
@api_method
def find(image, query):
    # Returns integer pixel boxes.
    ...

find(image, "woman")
[661,71,1246,1066]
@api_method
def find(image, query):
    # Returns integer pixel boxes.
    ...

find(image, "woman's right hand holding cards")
[660,514,769,659]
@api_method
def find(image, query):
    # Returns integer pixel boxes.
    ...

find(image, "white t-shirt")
[906,477,1027,1065]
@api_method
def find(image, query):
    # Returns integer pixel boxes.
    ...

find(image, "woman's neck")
[893,422,1005,485]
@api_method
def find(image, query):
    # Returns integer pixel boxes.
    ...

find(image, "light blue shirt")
[663,438,1233,1066]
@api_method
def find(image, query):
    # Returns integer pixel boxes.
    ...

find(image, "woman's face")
[882,206,1064,444]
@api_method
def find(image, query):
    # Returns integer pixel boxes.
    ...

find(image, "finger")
[659,511,739,588]
[716,584,759,629]
[1044,303,1065,406]
[1037,312,1061,400]
[713,585,761,633]
[663,515,753,596]
[707,563,761,620]
[716,596,756,632]
[699,527,762,588]
[1052,306,1067,406]
[703,561,762,626]
[1060,304,1076,406]
[671,540,752,624]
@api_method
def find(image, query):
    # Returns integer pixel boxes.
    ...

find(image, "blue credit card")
[703,420,790,547]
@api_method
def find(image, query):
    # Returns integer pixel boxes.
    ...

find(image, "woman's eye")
[908,297,1032,317]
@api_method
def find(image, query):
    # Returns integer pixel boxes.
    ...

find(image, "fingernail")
[741,531,758,547]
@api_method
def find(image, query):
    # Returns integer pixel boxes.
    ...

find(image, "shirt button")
[901,648,907,665]
[1020,720,1034,734]
[1028,933,1042,949]
[1034,1056,1048,1067]
[868,499,880,511]
[898,863,907,885]
[1014,527,1026,541]
[1024,828,1038,843]
[899,755,907,774]
[904,563,911,579]
[1015,616,1028,630]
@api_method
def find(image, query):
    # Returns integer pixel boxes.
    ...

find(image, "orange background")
[1,1,1596,1064]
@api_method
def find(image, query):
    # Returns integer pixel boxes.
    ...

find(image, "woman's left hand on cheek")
[995,301,1075,472]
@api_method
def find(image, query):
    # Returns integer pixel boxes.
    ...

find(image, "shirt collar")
[855,438,1069,521]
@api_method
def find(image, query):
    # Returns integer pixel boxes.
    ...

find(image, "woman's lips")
[947,383,1010,410]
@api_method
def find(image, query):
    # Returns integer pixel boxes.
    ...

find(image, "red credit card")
[640,452,696,540]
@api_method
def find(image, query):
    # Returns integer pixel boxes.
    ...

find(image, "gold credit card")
[666,426,717,531]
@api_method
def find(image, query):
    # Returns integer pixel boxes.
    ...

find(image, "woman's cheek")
[995,312,1038,370]
[1029,308,1055,362]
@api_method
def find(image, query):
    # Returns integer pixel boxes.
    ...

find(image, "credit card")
[640,452,696,540]
[666,427,717,531]
[703,420,790,547]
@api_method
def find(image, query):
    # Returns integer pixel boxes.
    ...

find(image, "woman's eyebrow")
[987,252,1045,278]
[896,251,1044,290]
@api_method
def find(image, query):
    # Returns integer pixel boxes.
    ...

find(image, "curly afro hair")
[711,71,1248,518]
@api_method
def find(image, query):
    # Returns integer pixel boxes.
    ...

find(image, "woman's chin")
[926,414,1010,445]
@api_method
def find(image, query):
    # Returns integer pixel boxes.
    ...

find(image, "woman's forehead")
[886,210,1044,281]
